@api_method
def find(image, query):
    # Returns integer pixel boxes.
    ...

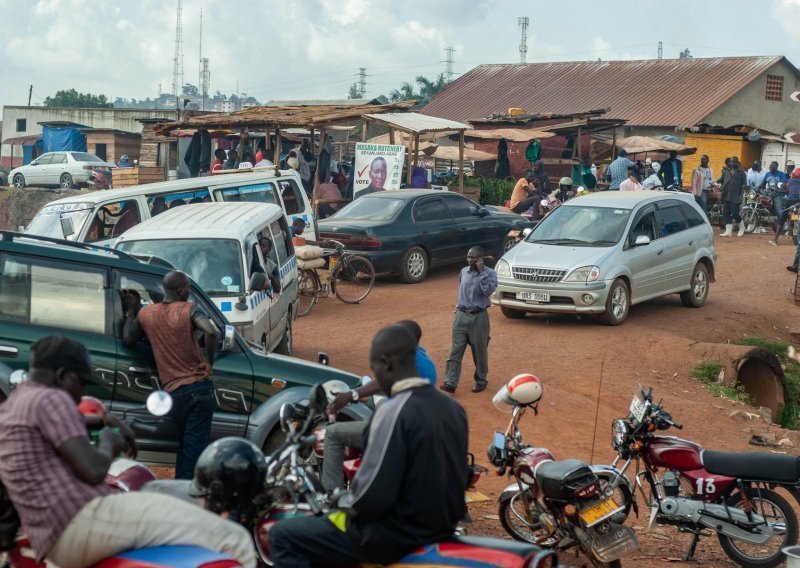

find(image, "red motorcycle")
[609,386,799,568]
[488,374,638,568]
[1,374,240,568]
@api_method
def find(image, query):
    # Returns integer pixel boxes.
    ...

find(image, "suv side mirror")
[249,272,268,292]
[634,235,651,246]
[476,207,490,217]
[60,216,75,238]
[222,324,236,352]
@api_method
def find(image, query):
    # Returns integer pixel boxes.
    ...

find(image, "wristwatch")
[350,389,359,403]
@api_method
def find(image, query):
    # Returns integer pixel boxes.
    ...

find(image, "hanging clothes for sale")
[525,139,541,164]
[317,133,333,183]
[496,138,510,179]
[184,132,201,177]
[198,129,211,173]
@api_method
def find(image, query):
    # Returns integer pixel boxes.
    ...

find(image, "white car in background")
[10,151,113,189]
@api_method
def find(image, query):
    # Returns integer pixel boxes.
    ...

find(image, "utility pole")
[171,0,184,101]
[657,41,663,60]
[27,85,32,107]
[518,17,529,64]
[444,46,455,82]
[198,7,203,106]
[201,58,210,111]
[358,68,367,98]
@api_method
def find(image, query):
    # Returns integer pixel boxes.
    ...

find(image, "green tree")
[347,83,361,99]
[386,74,449,107]
[389,81,416,102]
[182,83,199,97]
[43,89,113,108]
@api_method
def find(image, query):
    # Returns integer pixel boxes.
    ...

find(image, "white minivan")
[24,168,316,245]
[114,202,298,354]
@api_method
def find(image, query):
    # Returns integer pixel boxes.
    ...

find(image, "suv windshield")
[526,205,632,247]
[70,152,104,163]
[117,238,244,295]
[25,202,93,240]
[333,197,405,221]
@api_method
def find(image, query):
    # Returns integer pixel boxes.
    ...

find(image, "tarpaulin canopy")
[42,125,86,153]
[422,145,497,161]
[462,128,554,142]
[617,135,697,155]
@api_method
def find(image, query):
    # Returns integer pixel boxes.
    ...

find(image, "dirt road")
[294,231,800,567]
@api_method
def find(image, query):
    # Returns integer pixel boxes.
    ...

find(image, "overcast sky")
[2,0,800,109]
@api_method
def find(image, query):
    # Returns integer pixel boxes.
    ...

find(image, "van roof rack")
[0,230,139,262]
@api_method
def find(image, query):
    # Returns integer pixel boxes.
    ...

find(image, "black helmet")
[189,437,267,513]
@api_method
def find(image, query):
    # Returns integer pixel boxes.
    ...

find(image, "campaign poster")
[353,143,406,198]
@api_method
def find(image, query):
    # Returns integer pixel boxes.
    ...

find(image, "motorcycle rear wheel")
[718,487,797,568]
[499,491,551,544]
[741,207,760,234]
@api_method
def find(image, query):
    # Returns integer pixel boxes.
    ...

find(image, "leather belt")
[457,306,485,315]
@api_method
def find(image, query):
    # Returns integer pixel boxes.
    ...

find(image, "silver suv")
[493,191,717,325]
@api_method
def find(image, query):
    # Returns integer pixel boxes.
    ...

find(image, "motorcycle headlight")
[564,265,600,283]
[747,189,757,200]
[496,259,511,278]
[611,419,629,450]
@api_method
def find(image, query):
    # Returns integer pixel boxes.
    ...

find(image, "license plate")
[516,291,550,302]
[792,214,799,221]
[328,256,338,270]
[579,497,623,527]
[629,396,647,424]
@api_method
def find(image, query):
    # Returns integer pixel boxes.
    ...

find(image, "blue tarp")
[42,125,87,153]
[22,141,43,165]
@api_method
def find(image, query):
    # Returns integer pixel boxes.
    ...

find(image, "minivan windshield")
[526,205,632,247]
[333,197,405,221]
[25,202,93,240]
[117,238,244,295]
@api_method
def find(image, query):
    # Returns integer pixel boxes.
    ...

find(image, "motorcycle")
[502,194,564,254]
[1,371,238,568]
[85,165,113,190]
[741,183,780,234]
[216,384,559,568]
[488,374,638,568]
[608,386,799,567]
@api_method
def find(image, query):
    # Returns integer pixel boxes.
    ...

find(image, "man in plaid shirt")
[604,149,634,190]
[0,336,254,568]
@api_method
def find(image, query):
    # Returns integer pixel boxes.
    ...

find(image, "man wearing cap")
[786,160,796,177]
[0,335,254,568]
[122,271,219,480]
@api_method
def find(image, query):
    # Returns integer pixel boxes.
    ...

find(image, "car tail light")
[574,479,599,499]
[318,233,381,248]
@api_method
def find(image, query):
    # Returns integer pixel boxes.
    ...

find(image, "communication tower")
[518,17,529,64]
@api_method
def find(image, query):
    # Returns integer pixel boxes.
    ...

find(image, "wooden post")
[361,119,368,142]
[458,129,465,193]
[412,133,420,185]
[576,126,582,159]
[406,131,414,185]
[312,128,325,221]
[389,129,395,145]
[274,129,281,164]
[237,130,246,163]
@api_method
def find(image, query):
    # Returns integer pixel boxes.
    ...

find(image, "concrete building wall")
[703,61,800,133]
[1,106,175,168]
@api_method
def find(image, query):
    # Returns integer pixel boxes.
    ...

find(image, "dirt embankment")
[0,187,85,231]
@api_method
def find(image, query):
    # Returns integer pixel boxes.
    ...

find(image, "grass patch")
[691,359,751,404]
[732,337,800,430]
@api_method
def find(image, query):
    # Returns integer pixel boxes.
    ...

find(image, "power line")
[518,16,529,64]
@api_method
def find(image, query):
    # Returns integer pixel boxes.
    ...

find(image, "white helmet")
[492,373,543,411]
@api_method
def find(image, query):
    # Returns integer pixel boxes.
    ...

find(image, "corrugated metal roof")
[363,112,471,133]
[422,57,790,127]
[1,134,41,145]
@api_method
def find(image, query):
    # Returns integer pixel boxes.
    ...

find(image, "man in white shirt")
[746,161,767,188]
[641,162,664,190]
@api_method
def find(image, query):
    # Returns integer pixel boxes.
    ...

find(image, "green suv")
[0,231,367,464]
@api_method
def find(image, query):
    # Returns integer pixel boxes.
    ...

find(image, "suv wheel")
[599,279,629,325]
[680,263,709,308]
[276,317,292,355]
[501,306,525,319]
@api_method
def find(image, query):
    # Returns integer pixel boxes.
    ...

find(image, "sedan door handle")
[688,241,693,246]
[657,250,664,255]
[0,346,18,358]
[128,366,155,375]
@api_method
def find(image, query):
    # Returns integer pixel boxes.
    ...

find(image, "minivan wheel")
[13,174,25,189]
[501,306,526,319]
[60,173,74,189]
[276,317,292,355]
[599,279,629,325]
[680,263,709,308]
[400,246,428,283]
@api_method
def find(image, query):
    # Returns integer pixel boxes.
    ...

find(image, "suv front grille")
[512,266,566,283]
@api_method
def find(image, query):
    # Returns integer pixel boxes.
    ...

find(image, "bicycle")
[297,240,376,317]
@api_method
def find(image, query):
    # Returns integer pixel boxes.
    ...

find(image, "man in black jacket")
[269,325,469,567]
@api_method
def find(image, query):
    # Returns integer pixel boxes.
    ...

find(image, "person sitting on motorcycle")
[0,335,255,568]
[641,162,664,190]
[269,324,468,568]
[556,177,573,202]
[764,161,791,245]
[320,320,435,494]
[509,170,543,214]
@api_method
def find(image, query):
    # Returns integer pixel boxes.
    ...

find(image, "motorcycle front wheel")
[741,207,760,233]
[718,487,798,568]
[499,491,551,544]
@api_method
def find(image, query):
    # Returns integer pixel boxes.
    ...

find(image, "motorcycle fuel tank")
[643,436,704,471]
[515,447,556,485]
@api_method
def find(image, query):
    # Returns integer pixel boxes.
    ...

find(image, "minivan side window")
[678,202,706,228]
[86,200,142,242]
[215,183,278,205]
[270,217,294,266]
[147,190,210,216]
[0,254,107,334]
[657,205,687,237]
[277,179,305,215]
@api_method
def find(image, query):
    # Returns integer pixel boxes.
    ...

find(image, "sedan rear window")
[333,197,405,221]
[526,205,631,246]
[70,152,104,163]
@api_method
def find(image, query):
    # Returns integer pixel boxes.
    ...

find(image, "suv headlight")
[564,265,600,282]
[496,259,511,278]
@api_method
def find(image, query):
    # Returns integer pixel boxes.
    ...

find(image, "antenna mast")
[444,46,455,82]
[358,68,367,98]
[658,41,663,60]
[518,17,529,64]
[172,0,184,100]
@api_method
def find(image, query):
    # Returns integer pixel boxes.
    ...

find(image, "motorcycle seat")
[375,536,555,567]
[702,450,800,483]
[535,459,595,500]
[92,545,239,568]
[141,479,203,505]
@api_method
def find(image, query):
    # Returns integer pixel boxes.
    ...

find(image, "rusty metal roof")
[422,56,792,127]
[363,112,471,133]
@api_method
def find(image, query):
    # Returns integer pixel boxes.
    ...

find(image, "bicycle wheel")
[296,269,320,317]
[332,255,375,304]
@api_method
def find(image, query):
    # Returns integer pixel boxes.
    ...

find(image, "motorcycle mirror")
[540,199,549,207]
[308,384,328,415]
[9,369,27,388]
[493,431,506,450]
[522,227,533,237]
[279,402,296,432]
[145,390,173,417]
